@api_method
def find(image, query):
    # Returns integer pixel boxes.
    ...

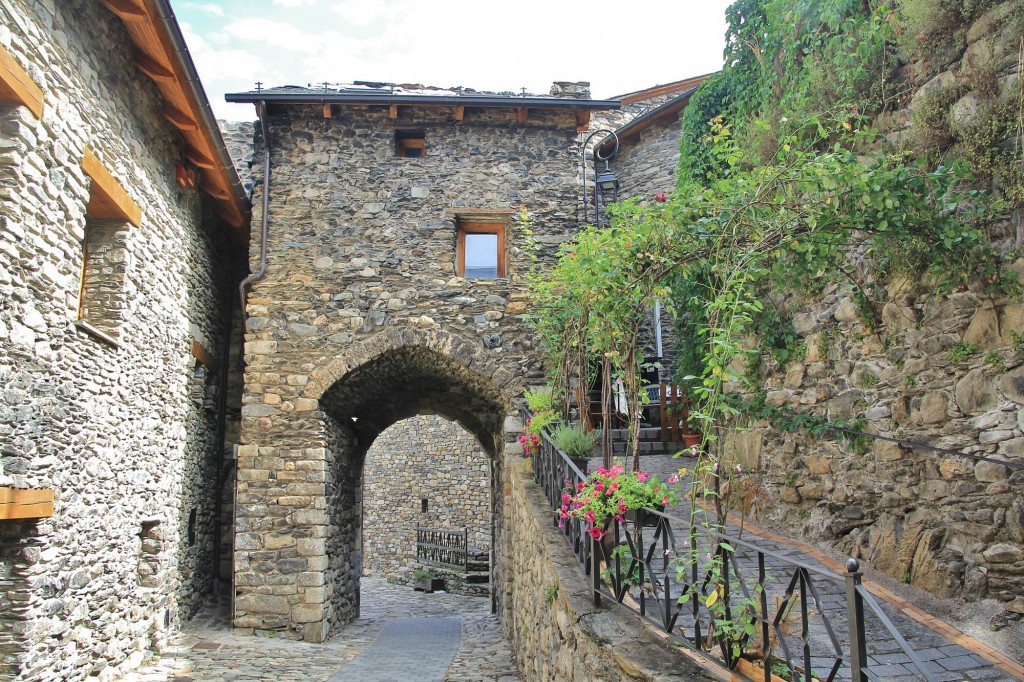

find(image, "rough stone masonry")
[229,88,618,641]
[0,0,245,680]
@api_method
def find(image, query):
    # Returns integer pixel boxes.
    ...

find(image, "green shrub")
[549,423,596,457]
[525,387,554,413]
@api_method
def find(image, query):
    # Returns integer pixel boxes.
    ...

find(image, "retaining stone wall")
[701,4,1024,607]
[0,1,241,679]
[362,414,490,591]
[500,456,715,682]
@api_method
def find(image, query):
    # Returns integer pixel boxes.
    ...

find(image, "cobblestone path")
[126,577,519,682]
[580,452,1024,682]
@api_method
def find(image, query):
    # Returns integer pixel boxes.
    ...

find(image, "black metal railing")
[528,420,934,682]
[415,527,469,572]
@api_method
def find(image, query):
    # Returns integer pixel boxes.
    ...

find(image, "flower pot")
[625,505,665,528]
[682,433,702,449]
[568,455,590,473]
[414,577,444,593]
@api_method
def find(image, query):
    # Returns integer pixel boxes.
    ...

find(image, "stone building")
[223,83,618,642]
[0,1,248,679]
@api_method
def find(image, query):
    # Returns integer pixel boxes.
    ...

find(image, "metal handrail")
[527,417,935,682]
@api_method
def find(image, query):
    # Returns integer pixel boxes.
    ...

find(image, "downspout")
[238,101,271,323]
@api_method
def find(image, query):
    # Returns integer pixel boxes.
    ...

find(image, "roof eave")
[100,0,251,238]
[225,92,621,111]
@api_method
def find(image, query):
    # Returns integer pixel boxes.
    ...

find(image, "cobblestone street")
[126,577,519,682]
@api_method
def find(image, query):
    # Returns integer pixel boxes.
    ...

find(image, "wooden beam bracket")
[517,107,528,124]
[0,487,55,520]
[0,44,44,118]
[81,147,143,227]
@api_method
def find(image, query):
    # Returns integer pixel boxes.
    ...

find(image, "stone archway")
[233,328,520,642]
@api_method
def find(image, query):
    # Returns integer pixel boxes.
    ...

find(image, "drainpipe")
[238,101,271,322]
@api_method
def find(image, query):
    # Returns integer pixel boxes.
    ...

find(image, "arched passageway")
[362,414,491,594]
[233,329,517,642]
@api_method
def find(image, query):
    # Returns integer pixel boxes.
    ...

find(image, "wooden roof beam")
[454,105,464,122]
[185,145,216,170]
[100,0,146,21]
[162,103,198,131]
[517,107,528,124]
[81,147,143,227]
[576,109,590,132]
[0,44,44,118]
[134,51,176,83]
[389,104,398,119]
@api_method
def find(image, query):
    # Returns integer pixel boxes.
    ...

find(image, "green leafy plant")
[949,341,977,363]
[525,387,555,413]
[549,422,596,458]
[413,569,433,581]
[544,583,559,604]
[519,409,558,457]
[984,349,1005,369]
[784,474,798,486]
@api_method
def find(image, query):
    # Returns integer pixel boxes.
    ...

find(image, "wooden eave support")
[323,103,333,118]
[0,487,54,520]
[162,103,198,131]
[454,105,464,122]
[134,51,176,83]
[81,147,143,227]
[0,44,44,118]
[389,104,399,119]
[100,0,146,21]
[185,145,216,170]
[517,107,528,124]
[576,109,590,132]
[191,339,219,373]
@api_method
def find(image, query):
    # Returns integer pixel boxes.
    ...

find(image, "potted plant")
[518,408,558,457]
[558,464,682,539]
[549,422,596,472]
[412,569,444,593]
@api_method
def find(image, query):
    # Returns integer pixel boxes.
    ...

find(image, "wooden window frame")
[395,129,425,158]
[457,222,505,279]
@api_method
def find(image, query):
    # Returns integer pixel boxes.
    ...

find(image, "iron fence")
[528,418,935,682]
[415,527,469,572]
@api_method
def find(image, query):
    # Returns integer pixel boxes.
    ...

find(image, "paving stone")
[132,577,520,681]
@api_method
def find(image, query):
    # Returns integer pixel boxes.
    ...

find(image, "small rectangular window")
[457,222,505,279]
[395,129,425,158]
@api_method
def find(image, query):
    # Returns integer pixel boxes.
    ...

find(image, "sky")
[171,0,734,121]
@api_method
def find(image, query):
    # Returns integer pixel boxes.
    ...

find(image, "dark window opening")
[395,129,425,158]
[421,498,428,513]
[187,509,197,546]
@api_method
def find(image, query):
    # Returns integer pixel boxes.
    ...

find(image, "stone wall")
[500,455,715,682]
[612,112,682,203]
[362,414,490,590]
[234,99,586,639]
[0,1,242,679]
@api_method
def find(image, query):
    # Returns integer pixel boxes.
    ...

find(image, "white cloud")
[272,0,319,7]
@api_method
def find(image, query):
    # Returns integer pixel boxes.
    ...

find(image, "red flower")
[655,192,667,203]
